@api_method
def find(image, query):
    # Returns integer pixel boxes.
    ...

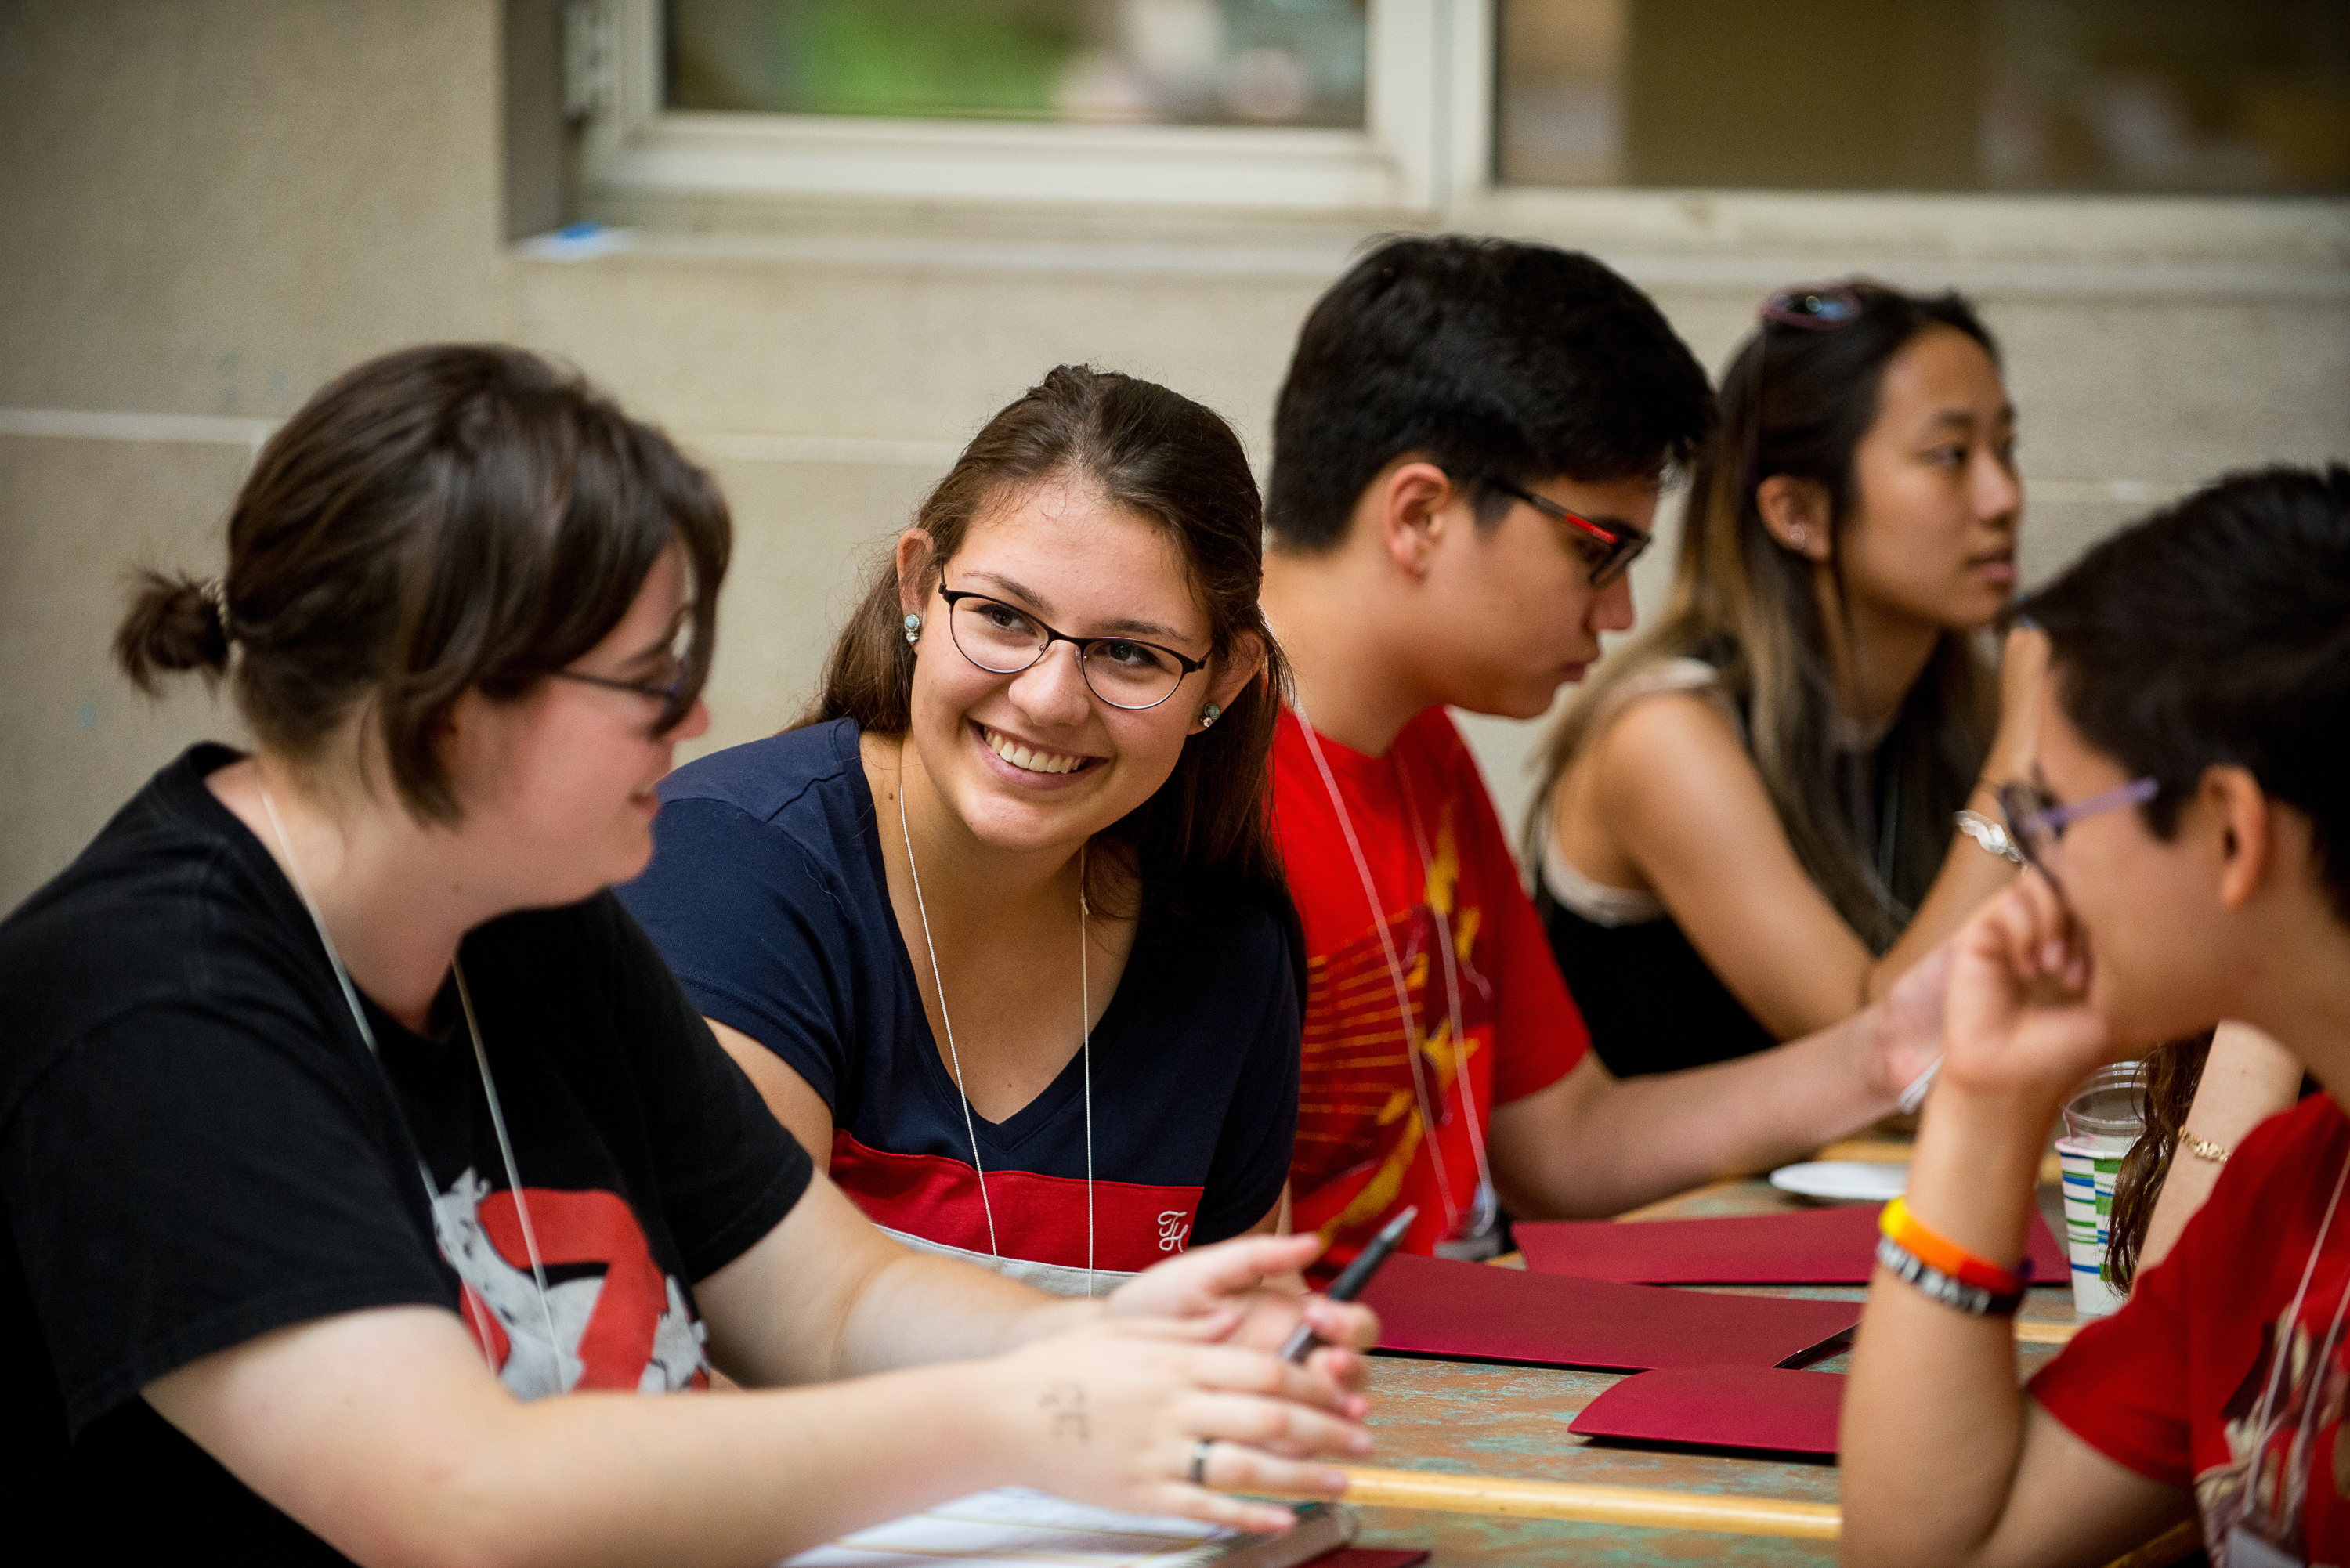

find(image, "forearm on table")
[1496,1010,1898,1219]
[833,1248,1098,1373]
[150,1308,1007,1568]
[698,1176,1089,1388]
[468,1365,1005,1567]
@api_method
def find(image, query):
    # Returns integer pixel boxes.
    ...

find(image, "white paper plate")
[1767,1160,1909,1203]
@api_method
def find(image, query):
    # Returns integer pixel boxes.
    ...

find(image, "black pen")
[1279,1204,1417,1364]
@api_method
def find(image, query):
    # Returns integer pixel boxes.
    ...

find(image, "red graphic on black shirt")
[429,1168,709,1400]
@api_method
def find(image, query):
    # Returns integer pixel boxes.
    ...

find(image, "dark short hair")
[805,364,1292,923]
[1265,235,1715,552]
[116,344,730,819]
[2020,464,2350,921]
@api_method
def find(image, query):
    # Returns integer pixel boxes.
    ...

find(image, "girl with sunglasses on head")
[0,347,1374,1564]
[1842,464,2350,1566]
[622,366,1303,1298]
[1529,280,2043,1078]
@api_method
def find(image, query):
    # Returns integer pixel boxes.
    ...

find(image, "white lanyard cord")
[895,758,1097,1296]
[1289,705,1480,1238]
[1079,858,1094,1294]
[257,786,562,1370]
[451,961,563,1357]
[2258,1143,2350,1537]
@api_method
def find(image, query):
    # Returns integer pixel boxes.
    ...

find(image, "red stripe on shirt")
[829,1132,1206,1272]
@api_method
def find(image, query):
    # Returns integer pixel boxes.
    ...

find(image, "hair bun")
[114,569,232,693]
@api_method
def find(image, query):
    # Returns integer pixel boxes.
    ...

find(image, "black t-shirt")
[620,720,1300,1295]
[0,745,812,1560]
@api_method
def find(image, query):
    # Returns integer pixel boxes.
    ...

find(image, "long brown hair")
[801,364,1291,920]
[2105,1035,2212,1291]
[117,345,729,820]
[1530,282,2000,949]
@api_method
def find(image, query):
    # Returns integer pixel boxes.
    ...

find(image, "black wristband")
[1876,1235,2026,1317]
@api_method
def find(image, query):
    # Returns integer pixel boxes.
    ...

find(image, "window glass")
[667,0,1368,128]
[1499,0,2350,194]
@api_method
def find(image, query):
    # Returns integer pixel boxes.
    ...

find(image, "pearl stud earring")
[903,613,922,645]
[1198,703,1221,728]
[1788,525,1807,550]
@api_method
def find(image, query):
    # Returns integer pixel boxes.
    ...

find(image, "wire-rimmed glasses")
[1475,475,1652,587]
[1996,776,2160,890]
[937,585,1207,711]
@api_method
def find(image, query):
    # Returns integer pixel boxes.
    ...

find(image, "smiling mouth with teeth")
[980,724,1093,776]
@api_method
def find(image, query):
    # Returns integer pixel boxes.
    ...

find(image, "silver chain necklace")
[258,785,564,1371]
[894,750,1096,1297]
[1290,705,1499,1254]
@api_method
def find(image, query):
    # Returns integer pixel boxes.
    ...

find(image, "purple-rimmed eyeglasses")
[1996,776,2160,888]
[1475,474,1652,587]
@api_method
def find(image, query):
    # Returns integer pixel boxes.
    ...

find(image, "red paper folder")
[1567,1366,1845,1458]
[1361,1252,1860,1371]
[1515,1203,2070,1287]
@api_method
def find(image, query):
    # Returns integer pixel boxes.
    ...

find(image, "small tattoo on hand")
[1042,1381,1090,1442]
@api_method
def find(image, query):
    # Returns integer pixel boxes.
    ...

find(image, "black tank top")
[1536,876,1779,1078]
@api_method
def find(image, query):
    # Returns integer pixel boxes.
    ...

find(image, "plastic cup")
[2054,1136,2128,1316]
[2052,1062,2146,1317]
[2062,1061,2146,1150]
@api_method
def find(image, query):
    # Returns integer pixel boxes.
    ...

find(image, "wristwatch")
[1954,810,2025,865]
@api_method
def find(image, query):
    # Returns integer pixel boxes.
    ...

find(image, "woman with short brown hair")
[0,345,1372,1563]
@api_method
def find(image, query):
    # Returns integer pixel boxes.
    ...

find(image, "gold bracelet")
[2180,1132,2231,1164]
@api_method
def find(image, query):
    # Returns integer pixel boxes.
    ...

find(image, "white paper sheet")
[783,1487,1242,1567]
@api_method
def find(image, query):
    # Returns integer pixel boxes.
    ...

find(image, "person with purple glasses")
[1842,465,2350,1566]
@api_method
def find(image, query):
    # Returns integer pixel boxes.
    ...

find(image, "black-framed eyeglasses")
[1476,475,1651,587]
[1996,776,2160,890]
[936,585,1208,711]
[549,660,694,732]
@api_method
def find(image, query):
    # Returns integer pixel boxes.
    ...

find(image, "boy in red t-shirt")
[1260,238,1947,1270]
[1840,467,2350,1565]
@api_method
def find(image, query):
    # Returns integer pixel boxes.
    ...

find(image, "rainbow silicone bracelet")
[1879,1197,2026,1296]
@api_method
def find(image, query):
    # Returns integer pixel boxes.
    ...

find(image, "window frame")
[573,0,1494,214]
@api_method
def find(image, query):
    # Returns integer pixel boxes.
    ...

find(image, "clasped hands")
[991,1232,1379,1534]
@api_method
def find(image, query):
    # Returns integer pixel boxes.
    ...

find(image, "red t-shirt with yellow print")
[1271,706,1589,1274]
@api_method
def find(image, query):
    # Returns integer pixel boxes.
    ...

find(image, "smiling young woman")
[621,365,1303,1297]
[1528,280,2044,1078]
[0,348,1376,1563]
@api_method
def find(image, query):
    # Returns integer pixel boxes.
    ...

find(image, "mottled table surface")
[1343,1164,2083,1564]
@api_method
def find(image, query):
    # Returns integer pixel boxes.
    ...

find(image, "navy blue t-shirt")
[621,719,1300,1294]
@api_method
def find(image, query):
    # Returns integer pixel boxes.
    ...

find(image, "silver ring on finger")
[1189,1437,1215,1487]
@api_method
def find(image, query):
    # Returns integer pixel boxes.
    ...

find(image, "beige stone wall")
[4,2,2345,909]
[1,0,505,905]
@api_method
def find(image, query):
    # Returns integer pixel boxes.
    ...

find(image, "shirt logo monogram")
[1157,1209,1193,1252]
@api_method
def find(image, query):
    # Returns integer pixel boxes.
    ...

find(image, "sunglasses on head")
[1761,284,1864,331]
[1744,280,1866,502]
